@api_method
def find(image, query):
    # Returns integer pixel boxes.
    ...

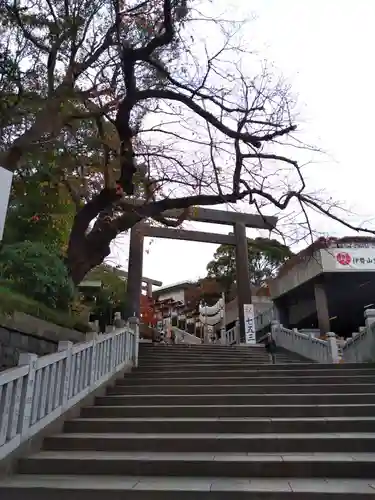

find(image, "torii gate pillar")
[126,222,144,319]
[234,222,252,342]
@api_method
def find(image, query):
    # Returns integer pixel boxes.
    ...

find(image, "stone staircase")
[2,343,375,498]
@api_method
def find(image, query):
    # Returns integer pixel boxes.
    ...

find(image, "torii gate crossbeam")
[126,205,277,341]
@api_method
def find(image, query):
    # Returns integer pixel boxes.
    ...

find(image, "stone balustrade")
[341,309,375,363]
[172,307,375,362]
[271,321,339,363]
[172,327,202,344]
[224,323,239,345]
[0,319,138,460]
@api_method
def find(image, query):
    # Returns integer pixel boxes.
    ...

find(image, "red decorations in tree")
[115,182,124,196]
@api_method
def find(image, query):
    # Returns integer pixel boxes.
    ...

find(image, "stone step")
[42,432,375,454]
[130,367,375,377]
[5,345,375,499]
[139,357,306,364]
[95,393,375,407]
[139,345,265,350]
[133,363,375,377]
[137,348,280,355]
[138,349,268,354]
[139,353,277,359]
[80,404,375,419]
[2,474,375,499]
[138,355,293,360]
[139,348,268,352]
[138,354,272,358]
[137,362,302,368]
[16,450,375,478]
[138,348,276,353]
[137,348,330,361]
[136,364,281,371]
[108,383,375,395]
[139,350,265,354]
[120,375,375,386]
[137,361,281,367]
[135,363,318,371]
[65,416,375,435]
[137,359,295,365]
[139,347,267,352]
[139,353,276,366]
[136,360,373,368]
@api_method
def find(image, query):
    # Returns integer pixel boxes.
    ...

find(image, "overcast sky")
[109,0,375,289]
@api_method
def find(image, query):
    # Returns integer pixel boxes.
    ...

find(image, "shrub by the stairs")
[0,241,75,310]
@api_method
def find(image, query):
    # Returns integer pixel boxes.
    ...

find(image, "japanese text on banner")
[243,304,256,344]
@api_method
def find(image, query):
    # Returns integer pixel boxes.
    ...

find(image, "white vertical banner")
[243,304,256,344]
[0,166,13,241]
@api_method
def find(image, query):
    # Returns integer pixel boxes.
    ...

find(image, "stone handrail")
[341,329,368,362]
[225,325,238,345]
[341,309,375,363]
[172,327,202,344]
[257,332,269,344]
[0,321,138,460]
[271,321,339,363]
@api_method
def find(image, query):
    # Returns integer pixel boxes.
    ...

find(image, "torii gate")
[126,206,277,340]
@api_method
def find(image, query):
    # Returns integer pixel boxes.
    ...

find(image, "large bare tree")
[0,0,372,285]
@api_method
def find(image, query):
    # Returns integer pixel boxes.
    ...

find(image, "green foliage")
[86,265,128,315]
[206,237,293,291]
[3,166,75,253]
[0,241,75,310]
[0,286,90,333]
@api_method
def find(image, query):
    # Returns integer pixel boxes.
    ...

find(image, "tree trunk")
[65,184,223,286]
[65,189,122,285]
[66,235,111,286]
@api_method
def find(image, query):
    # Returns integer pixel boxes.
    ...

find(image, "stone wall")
[0,326,56,370]
[0,312,87,371]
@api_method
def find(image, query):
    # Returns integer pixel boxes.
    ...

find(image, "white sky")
[109,0,375,288]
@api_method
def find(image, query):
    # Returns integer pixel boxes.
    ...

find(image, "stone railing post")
[235,319,241,344]
[58,341,73,406]
[364,309,375,361]
[326,332,340,363]
[86,336,97,386]
[114,311,125,329]
[271,320,280,342]
[292,327,300,352]
[203,328,210,344]
[18,353,38,437]
[128,317,139,367]
[364,309,375,329]
[220,327,227,345]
